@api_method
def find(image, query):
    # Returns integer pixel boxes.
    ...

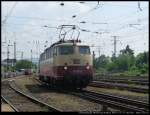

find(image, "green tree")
[15,60,34,70]
[111,53,116,62]
[135,51,149,74]
[120,45,134,55]
[135,51,149,68]
[116,45,135,71]
[106,61,117,71]
[108,45,135,72]
[115,54,135,71]
[94,55,109,69]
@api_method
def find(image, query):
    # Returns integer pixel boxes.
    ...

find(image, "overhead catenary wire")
[2,2,148,59]
[138,1,142,11]
[4,23,58,29]
[2,2,18,25]
[107,5,147,23]
[67,1,103,25]
[69,3,148,38]
[5,15,72,22]
[3,4,148,36]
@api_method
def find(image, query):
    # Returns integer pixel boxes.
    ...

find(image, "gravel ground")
[86,86,149,103]
[2,81,49,112]
[1,103,15,112]
[3,75,148,112]
[13,76,107,112]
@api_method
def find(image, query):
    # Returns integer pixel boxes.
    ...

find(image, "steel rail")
[69,91,148,113]
[34,77,149,112]
[94,76,148,81]
[1,95,19,112]
[9,83,62,112]
[89,81,148,93]
[82,90,149,110]
[96,79,148,86]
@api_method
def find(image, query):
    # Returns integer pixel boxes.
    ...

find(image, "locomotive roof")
[55,42,88,46]
[43,39,89,53]
[51,39,82,46]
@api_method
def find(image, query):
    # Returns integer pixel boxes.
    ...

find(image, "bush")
[119,73,125,76]
[106,62,117,71]
[129,66,138,71]
[140,68,147,74]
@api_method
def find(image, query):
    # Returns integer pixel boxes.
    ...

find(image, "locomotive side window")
[79,46,90,54]
[46,49,49,59]
[42,53,46,60]
[39,54,42,63]
[50,48,52,58]
[45,47,52,58]
[46,48,50,59]
[59,45,74,55]
[53,47,57,56]
[41,53,43,61]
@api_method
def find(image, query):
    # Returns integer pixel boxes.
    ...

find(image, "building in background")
[2,59,16,66]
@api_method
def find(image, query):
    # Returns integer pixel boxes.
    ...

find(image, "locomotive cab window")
[59,45,74,55]
[79,46,90,54]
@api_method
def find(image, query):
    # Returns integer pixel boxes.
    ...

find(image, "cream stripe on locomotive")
[40,55,92,66]
[53,55,92,66]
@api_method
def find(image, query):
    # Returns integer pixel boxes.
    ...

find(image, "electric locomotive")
[38,25,93,88]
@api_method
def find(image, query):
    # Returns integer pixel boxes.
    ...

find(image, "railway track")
[2,81,61,112]
[94,77,148,82]
[23,77,149,112]
[94,74,148,80]
[68,90,149,113]
[36,78,149,112]
[89,81,149,93]
[97,79,148,86]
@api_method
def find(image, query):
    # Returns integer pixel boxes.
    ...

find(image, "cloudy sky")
[2,1,149,60]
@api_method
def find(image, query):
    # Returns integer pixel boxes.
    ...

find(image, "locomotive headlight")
[64,63,68,70]
[64,66,67,70]
[86,62,90,69]
[86,66,90,70]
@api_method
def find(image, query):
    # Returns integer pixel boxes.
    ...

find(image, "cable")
[2,2,18,25]
[121,31,148,39]
[77,6,148,36]
[4,16,72,22]
[67,2,103,25]
[107,6,148,24]
[4,23,58,30]
[108,16,148,34]
[138,1,142,11]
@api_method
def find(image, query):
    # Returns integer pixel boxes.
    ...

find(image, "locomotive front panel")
[53,44,93,87]
[39,41,93,88]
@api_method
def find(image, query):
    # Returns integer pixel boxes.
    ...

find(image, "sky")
[1,1,149,60]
